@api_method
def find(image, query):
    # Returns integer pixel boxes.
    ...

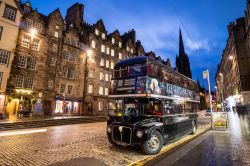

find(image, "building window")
[62,67,68,78]
[106,47,110,55]
[101,33,105,39]
[0,72,3,86]
[105,88,109,96]
[119,52,122,60]
[52,44,57,52]
[26,18,33,29]
[67,85,73,95]
[22,35,31,48]
[95,29,99,36]
[111,49,115,57]
[18,56,28,68]
[105,73,109,81]
[110,74,112,80]
[0,49,10,64]
[48,80,53,89]
[60,84,65,93]
[69,69,74,79]
[27,57,37,70]
[119,42,122,48]
[34,22,42,33]
[15,76,24,88]
[0,26,3,40]
[32,38,40,51]
[99,86,104,95]
[99,102,104,111]
[54,31,59,38]
[126,46,130,51]
[89,70,95,78]
[100,72,104,80]
[91,40,96,49]
[3,5,17,21]
[70,52,77,63]
[63,50,70,60]
[131,49,134,54]
[50,56,56,66]
[112,38,115,44]
[24,77,33,89]
[101,44,105,53]
[106,60,109,68]
[88,85,93,94]
[100,58,104,66]
[110,61,114,69]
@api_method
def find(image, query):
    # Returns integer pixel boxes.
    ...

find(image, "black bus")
[107,56,200,154]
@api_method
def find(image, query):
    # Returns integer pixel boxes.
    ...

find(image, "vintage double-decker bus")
[107,56,200,154]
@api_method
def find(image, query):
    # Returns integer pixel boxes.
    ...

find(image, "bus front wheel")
[142,130,163,155]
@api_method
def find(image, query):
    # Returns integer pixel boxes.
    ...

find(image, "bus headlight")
[107,126,112,133]
[136,130,143,138]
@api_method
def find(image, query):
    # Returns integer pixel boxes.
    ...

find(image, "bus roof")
[115,56,197,83]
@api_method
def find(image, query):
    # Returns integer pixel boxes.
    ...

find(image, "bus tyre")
[142,130,163,155]
[191,120,197,135]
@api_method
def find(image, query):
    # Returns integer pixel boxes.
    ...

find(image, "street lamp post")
[82,50,92,116]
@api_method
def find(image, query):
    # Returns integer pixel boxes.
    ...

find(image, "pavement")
[0,111,211,166]
[146,111,250,166]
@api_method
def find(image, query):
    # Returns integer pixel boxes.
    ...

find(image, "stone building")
[216,14,250,109]
[6,3,86,117]
[0,0,22,116]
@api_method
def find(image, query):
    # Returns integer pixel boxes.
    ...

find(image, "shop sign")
[212,112,228,130]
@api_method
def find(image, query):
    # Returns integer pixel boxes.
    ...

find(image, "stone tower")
[176,28,192,78]
[65,3,84,30]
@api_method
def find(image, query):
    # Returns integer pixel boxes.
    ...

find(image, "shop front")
[54,97,82,116]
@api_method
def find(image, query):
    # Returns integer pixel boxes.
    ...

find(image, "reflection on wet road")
[150,111,250,166]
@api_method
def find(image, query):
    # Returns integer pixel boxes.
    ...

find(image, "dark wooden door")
[44,101,52,116]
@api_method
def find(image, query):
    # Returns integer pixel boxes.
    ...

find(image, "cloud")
[186,38,210,52]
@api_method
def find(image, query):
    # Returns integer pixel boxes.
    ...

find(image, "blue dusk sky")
[29,0,246,90]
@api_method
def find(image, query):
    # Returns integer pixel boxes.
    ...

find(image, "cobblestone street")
[0,112,210,166]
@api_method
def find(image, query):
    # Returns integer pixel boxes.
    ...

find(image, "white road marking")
[0,129,47,136]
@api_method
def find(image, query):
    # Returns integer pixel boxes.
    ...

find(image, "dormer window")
[101,33,106,39]
[95,29,99,36]
[112,38,115,44]
[119,42,122,48]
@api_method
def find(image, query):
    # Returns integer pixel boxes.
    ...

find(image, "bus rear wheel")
[142,130,163,155]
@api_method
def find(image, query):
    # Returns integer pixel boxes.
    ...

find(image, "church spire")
[179,28,185,58]
[175,28,192,78]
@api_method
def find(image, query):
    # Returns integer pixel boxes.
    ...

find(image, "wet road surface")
[0,112,210,166]
[148,111,250,166]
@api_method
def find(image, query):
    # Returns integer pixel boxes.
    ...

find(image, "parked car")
[205,109,211,116]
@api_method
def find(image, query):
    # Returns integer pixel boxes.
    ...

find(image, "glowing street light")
[30,28,37,35]
[229,55,233,60]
